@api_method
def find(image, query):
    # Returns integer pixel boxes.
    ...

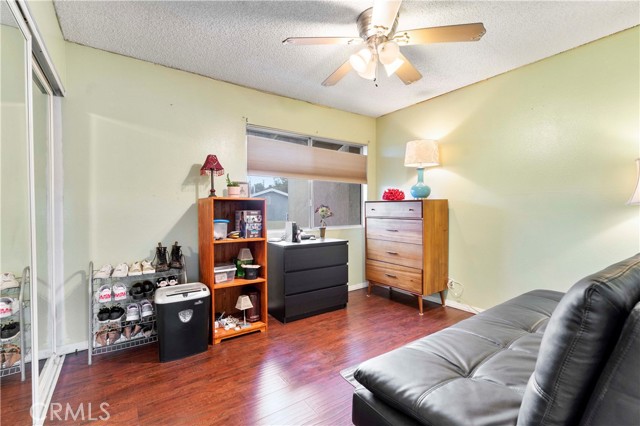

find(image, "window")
[247,127,366,230]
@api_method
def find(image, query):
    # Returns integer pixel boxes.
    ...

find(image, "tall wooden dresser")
[365,200,448,314]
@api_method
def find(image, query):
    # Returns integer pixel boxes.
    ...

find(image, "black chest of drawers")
[268,238,348,323]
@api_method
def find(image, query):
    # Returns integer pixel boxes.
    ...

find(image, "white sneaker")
[126,303,140,321]
[140,299,154,318]
[128,262,142,276]
[94,264,113,279]
[141,260,155,274]
[112,263,129,278]
[96,285,112,303]
[112,282,127,301]
[0,297,14,318]
[0,273,20,291]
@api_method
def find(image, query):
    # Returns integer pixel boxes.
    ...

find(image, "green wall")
[61,42,375,347]
[377,27,640,309]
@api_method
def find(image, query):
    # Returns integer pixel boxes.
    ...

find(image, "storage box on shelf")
[0,267,30,380]
[87,258,187,365]
[198,197,268,344]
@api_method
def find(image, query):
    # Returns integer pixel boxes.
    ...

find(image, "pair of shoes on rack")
[95,325,122,346]
[129,281,155,300]
[96,305,125,323]
[125,300,153,322]
[121,321,154,340]
[1,273,20,292]
[156,276,179,288]
[97,283,128,303]
[128,260,156,276]
[1,343,21,368]
[0,297,19,319]
[152,242,184,272]
[0,322,20,342]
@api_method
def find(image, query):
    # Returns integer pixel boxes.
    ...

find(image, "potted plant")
[226,174,240,198]
[315,204,333,239]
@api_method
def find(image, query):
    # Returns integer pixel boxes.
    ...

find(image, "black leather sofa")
[352,254,640,425]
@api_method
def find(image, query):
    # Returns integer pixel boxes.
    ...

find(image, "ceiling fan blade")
[283,37,363,45]
[322,60,353,86]
[394,23,486,45]
[372,0,402,35]
[395,53,422,85]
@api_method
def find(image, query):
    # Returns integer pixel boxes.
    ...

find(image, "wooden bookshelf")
[198,197,268,344]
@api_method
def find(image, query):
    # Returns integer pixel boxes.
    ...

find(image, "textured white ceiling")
[53,1,639,117]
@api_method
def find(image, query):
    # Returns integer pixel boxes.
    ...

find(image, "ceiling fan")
[282,0,486,86]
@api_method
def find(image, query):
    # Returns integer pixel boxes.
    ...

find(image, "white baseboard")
[348,282,368,291]
[57,341,89,356]
[423,295,484,314]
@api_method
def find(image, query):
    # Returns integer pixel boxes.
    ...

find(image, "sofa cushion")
[354,289,563,425]
[579,301,640,425]
[518,254,640,425]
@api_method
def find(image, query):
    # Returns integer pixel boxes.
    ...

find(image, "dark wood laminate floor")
[5,288,473,425]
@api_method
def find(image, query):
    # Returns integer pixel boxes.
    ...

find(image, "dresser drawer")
[366,201,422,218]
[284,243,348,272]
[366,260,423,294]
[366,239,423,269]
[366,218,423,245]
[284,285,348,320]
[284,265,348,296]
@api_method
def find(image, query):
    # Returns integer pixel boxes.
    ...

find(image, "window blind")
[247,134,367,184]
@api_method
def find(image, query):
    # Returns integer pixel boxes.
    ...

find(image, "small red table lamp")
[200,155,224,197]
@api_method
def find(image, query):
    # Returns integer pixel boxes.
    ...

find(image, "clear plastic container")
[214,219,229,240]
[213,263,237,284]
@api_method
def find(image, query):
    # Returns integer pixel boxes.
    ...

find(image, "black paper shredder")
[155,283,210,362]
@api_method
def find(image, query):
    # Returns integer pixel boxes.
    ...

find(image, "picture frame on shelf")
[237,182,249,197]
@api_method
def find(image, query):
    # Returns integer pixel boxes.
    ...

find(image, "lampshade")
[404,140,440,168]
[200,154,225,176]
[358,59,377,80]
[628,158,640,205]
[377,41,400,65]
[235,295,253,311]
[349,48,373,73]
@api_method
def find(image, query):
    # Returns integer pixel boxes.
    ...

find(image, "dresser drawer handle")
[386,251,399,255]
[409,208,415,211]
[386,229,399,232]
[384,273,397,278]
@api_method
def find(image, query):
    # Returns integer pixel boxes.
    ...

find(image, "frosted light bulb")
[349,48,372,73]
[358,59,377,80]
[377,41,400,65]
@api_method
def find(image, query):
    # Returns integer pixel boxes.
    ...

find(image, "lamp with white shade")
[628,158,640,206]
[235,295,253,328]
[404,139,440,199]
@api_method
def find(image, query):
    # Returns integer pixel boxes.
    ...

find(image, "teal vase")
[410,168,431,199]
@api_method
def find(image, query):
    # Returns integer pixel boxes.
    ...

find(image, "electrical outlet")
[447,279,464,300]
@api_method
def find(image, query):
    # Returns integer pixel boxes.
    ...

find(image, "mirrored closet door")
[2,1,64,424]
[1,1,34,424]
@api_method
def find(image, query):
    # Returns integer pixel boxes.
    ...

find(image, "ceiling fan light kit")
[283,0,486,87]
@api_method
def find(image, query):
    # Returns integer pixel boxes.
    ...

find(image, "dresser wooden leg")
[439,291,446,307]
[367,282,372,297]
[418,296,424,315]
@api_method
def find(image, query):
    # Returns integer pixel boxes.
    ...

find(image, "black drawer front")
[284,264,348,296]
[284,243,348,272]
[285,285,348,319]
